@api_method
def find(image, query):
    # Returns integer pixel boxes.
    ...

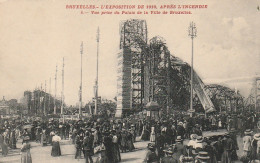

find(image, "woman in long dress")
[150,126,156,142]
[0,132,8,157]
[51,133,61,157]
[41,130,47,146]
[21,136,32,163]
[10,129,17,149]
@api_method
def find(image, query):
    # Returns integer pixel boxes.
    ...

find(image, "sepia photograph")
[0,0,259,162]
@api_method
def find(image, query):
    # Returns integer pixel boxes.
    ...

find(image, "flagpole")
[49,78,51,114]
[79,42,83,119]
[54,65,57,114]
[44,80,46,116]
[61,57,64,115]
[95,27,100,115]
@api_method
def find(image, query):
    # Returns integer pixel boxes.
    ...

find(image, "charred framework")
[116,19,246,117]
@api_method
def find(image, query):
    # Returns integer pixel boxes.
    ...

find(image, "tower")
[115,19,147,118]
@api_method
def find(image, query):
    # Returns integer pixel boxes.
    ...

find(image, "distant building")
[0,96,10,115]
[0,96,20,115]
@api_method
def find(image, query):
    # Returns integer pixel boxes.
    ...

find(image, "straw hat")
[253,133,260,140]
[166,149,173,155]
[196,136,203,143]
[244,129,253,135]
[197,151,210,160]
[181,156,194,163]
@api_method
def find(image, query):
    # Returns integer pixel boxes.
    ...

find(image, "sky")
[0,0,259,105]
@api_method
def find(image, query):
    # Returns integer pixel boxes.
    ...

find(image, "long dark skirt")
[10,137,16,149]
[112,144,121,162]
[1,143,8,156]
[127,140,135,151]
[51,142,61,157]
[221,150,232,163]
[21,151,32,163]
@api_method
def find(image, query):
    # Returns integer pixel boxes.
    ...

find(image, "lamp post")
[188,22,197,115]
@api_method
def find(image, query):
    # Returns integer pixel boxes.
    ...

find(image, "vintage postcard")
[0,0,259,162]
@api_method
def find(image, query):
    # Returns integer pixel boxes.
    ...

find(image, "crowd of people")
[0,110,259,163]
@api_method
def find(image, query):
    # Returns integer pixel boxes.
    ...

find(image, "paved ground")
[0,138,149,163]
[0,130,248,163]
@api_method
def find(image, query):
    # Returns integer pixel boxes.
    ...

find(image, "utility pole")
[61,57,64,115]
[95,27,100,115]
[44,80,46,115]
[79,42,83,119]
[54,65,57,114]
[188,22,197,115]
[40,83,42,115]
[255,78,257,112]
[49,78,51,114]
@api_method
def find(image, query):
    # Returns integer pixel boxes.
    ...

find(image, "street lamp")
[188,22,197,114]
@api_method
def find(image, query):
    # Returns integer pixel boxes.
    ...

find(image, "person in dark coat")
[203,138,217,163]
[213,136,224,162]
[143,143,159,163]
[176,123,185,139]
[103,131,114,163]
[156,131,165,160]
[112,130,121,162]
[221,133,235,163]
[120,129,127,153]
[230,129,239,161]
[174,136,186,161]
[75,134,83,159]
[0,131,8,157]
[126,130,135,151]
[161,148,178,163]
[83,131,94,163]
[165,124,174,145]
[10,129,17,149]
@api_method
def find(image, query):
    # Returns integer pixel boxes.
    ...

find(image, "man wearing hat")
[177,122,185,139]
[203,138,217,163]
[221,133,235,163]
[83,131,94,163]
[161,148,178,163]
[229,128,239,161]
[251,133,260,160]
[75,132,83,159]
[156,131,166,160]
[243,129,253,156]
[175,136,186,160]
[143,143,159,163]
